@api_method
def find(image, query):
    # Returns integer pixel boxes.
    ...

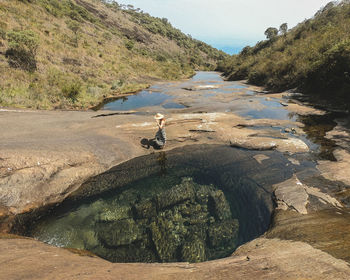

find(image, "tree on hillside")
[264,27,278,40]
[279,23,288,35]
[127,4,135,10]
[240,46,253,56]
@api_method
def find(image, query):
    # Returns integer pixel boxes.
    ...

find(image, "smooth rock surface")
[1,237,350,280]
[274,176,309,214]
[1,72,349,278]
[318,149,350,186]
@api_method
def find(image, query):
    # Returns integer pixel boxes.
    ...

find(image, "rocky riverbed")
[1,72,350,279]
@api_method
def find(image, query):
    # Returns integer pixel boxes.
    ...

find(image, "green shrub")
[62,82,81,102]
[304,40,350,96]
[5,30,39,71]
[7,30,39,55]
[125,40,134,50]
[39,0,63,17]
[67,1,96,23]
[111,80,124,90]
[156,54,167,62]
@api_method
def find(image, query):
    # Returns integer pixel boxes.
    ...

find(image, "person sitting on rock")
[154,113,166,149]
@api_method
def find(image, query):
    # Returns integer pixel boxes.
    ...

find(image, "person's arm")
[159,119,165,129]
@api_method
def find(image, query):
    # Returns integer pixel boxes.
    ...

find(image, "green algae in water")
[27,145,299,263]
[31,178,238,263]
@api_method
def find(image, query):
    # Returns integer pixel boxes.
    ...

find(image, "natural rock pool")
[20,145,310,263]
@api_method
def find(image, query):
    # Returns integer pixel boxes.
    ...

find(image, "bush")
[62,82,81,102]
[156,54,167,62]
[304,40,350,96]
[111,80,124,90]
[67,1,96,23]
[125,40,134,50]
[39,0,63,17]
[5,30,39,71]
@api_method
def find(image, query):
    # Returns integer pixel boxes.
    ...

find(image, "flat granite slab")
[0,237,349,280]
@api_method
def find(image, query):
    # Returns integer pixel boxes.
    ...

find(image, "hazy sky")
[119,0,332,54]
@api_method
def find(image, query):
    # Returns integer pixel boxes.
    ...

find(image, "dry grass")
[0,0,221,109]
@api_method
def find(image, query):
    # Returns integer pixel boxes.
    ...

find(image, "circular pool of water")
[20,145,305,263]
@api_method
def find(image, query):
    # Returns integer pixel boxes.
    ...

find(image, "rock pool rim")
[7,144,306,264]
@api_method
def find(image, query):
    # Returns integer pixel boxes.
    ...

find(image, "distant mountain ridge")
[218,0,350,108]
[0,0,226,109]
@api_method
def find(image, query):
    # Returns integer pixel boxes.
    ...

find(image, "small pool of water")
[19,145,310,264]
[239,98,296,120]
[100,72,227,111]
[191,72,224,82]
[102,91,173,111]
[241,108,294,120]
[98,72,259,110]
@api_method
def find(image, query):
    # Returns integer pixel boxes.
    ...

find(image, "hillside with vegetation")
[0,0,226,109]
[218,0,350,108]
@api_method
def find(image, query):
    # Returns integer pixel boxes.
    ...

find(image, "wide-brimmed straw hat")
[154,113,164,120]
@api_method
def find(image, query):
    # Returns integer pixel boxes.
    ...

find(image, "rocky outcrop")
[267,208,350,263]
[318,149,350,186]
[274,176,309,214]
[274,175,342,215]
[230,137,309,153]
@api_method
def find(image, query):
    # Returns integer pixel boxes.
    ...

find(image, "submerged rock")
[30,176,240,263]
[208,219,239,248]
[209,190,232,221]
[156,178,196,210]
[181,236,206,263]
[207,219,239,260]
[133,199,157,219]
[99,205,131,222]
[150,217,183,261]
[97,218,144,247]
[95,178,240,262]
